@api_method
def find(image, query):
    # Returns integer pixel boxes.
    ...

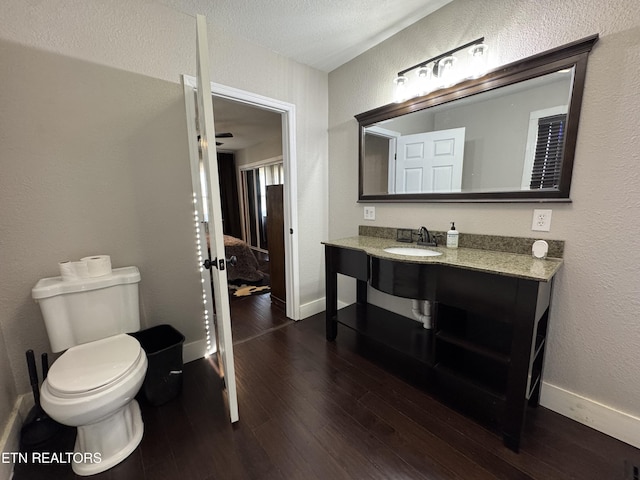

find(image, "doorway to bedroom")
[209,93,293,342]
[236,160,285,305]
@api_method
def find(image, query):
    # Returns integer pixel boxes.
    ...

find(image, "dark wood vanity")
[324,236,562,452]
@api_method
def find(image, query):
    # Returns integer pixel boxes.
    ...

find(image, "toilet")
[32,266,148,476]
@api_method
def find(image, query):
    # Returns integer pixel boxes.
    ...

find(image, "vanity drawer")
[325,245,368,281]
[370,257,436,300]
[436,267,520,322]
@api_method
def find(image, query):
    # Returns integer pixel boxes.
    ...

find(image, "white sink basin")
[383,247,442,257]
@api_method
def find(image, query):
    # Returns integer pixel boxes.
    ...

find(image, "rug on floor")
[228,273,270,297]
[229,283,271,297]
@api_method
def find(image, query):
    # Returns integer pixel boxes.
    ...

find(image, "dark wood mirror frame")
[356,34,599,203]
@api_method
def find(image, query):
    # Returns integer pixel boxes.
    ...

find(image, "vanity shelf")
[324,243,556,452]
[335,303,432,365]
[435,330,510,365]
[434,303,513,362]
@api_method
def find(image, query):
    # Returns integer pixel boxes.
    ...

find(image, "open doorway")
[183,77,300,322]
[211,96,287,310]
[210,86,299,322]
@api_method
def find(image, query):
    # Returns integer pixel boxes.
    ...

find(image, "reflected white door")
[183,14,238,423]
[395,127,465,193]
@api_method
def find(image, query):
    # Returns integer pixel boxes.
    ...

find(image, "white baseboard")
[183,339,207,364]
[541,382,640,449]
[298,297,351,320]
[337,300,350,310]
[299,297,325,319]
[0,393,34,480]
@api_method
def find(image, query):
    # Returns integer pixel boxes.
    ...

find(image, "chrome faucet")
[417,226,437,246]
[418,226,430,244]
[414,227,438,247]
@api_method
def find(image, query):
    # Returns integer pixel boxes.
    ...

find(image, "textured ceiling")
[157,0,452,72]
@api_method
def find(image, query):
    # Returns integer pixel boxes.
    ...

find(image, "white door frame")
[364,125,400,194]
[183,76,300,321]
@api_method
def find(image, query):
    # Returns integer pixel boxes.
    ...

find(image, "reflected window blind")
[530,114,567,189]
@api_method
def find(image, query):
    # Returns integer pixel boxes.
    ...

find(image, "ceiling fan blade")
[215,132,233,138]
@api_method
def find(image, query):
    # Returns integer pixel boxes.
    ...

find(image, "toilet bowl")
[40,334,148,476]
[33,265,147,475]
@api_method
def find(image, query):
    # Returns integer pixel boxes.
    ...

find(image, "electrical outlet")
[531,209,552,232]
[364,206,376,221]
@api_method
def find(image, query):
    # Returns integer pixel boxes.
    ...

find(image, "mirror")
[357,35,598,202]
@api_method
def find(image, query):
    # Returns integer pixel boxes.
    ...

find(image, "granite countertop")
[322,235,563,282]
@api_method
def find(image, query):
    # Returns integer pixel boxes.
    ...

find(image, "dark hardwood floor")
[14,295,640,479]
[229,290,292,345]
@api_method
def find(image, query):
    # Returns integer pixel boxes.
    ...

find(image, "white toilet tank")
[32,266,141,352]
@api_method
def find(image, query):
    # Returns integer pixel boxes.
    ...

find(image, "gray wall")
[0,39,203,394]
[235,135,284,168]
[329,0,640,435]
[0,327,16,434]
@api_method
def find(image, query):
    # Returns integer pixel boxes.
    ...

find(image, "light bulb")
[416,64,433,96]
[438,55,458,87]
[468,43,489,78]
[393,75,409,103]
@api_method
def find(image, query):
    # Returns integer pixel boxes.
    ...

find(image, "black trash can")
[130,324,185,406]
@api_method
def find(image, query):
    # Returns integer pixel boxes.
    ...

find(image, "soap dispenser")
[446,222,459,249]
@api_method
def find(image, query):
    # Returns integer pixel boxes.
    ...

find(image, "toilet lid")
[47,334,142,394]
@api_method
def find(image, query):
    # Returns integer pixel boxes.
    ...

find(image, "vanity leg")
[325,247,338,341]
[503,433,520,453]
[356,279,368,305]
[502,280,539,453]
[528,377,543,407]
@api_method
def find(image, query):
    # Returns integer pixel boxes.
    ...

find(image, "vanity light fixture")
[393,37,488,102]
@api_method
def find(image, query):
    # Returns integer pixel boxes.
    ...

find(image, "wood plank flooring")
[13,295,640,479]
[229,292,291,345]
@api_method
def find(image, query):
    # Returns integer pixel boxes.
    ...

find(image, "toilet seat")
[47,334,142,397]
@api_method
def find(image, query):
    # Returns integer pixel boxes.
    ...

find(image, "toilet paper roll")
[59,260,90,281]
[81,255,112,277]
